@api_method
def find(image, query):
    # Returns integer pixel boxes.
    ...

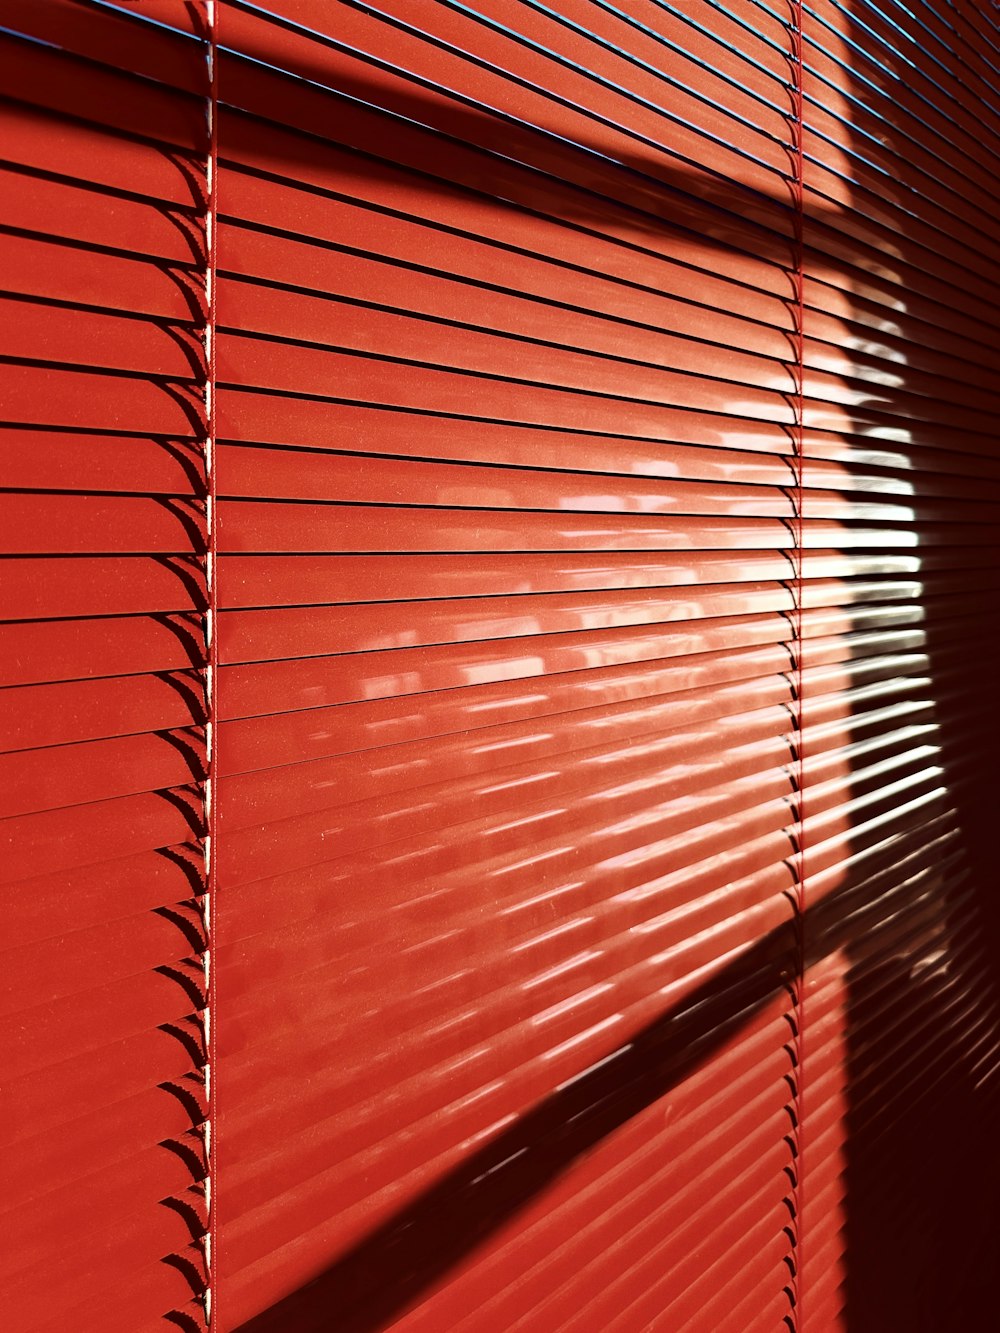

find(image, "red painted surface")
[2,2,1000,1331]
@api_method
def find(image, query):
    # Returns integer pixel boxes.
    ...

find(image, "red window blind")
[0,2,212,1329]
[2,2,999,1331]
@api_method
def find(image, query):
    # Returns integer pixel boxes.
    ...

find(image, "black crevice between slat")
[212,38,1000,330]
[213,64,801,262]
[216,208,1000,376]
[226,0,796,167]
[217,266,1000,410]
[0,21,206,104]
[473,0,1000,243]
[216,223,795,346]
[214,275,800,374]
[219,147,794,306]
[0,219,205,271]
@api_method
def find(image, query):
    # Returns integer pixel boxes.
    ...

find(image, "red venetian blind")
[2,2,1000,1331]
[0,2,213,1329]
[797,1,1000,1327]
[211,1,808,1327]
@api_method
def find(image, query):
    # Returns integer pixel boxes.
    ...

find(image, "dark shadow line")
[155,785,207,840]
[233,856,899,1332]
[160,1133,209,1183]
[151,612,209,672]
[155,961,208,1013]
[155,843,207,899]
[159,1072,209,1130]
[164,1311,206,1333]
[159,1017,207,1069]
[154,902,209,956]
[235,809,973,1333]
[161,1190,210,1243]
[156,725,209,783]
[161,1247,209,1301]
[155,666,210,726]
[150,556,209,615]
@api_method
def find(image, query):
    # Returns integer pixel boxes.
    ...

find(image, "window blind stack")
[3,2,1000,1331]
[0,3,212,1329]
[210,1,811,1327]
[797,1,1000,1327]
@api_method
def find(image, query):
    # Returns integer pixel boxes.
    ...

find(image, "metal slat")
[0,11,212,1332]
[6,0,1000,1328]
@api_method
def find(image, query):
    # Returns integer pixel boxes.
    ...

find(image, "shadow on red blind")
[2,2,999,1332]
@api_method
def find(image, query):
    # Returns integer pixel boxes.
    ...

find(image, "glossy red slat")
[2,363,202,434]
[0,164,203,263]
[213,655,922,789]
[218,239,795,376]
[0,293,200,376]
[4,1024,204,1149]
[0,233,200,321]
[214,743,796,946]
[217,666,906,831]
[213,746,794,940]
[212,616,919,721]
[284,0,792,156]
[472,0,792,127]
[219,168,794,337]
[1,960,204,1082]
[2,0,206,87]
[0,726,205,819]
[4,1084,204,1213]
[232,1107,791,1330]
[218,923,797,1159]
[218,582,795,664]
[0,428,204,494]
[809,1,1000,153]
[404,1039,791,1328]
[474,1105,790,1325]
[2,1147,205,1279]
[2,556,204,621]
[2,900,204,1013]
[219,791,799,1010]
[215,383,789,460]
[1,101,202,205]
[216,660,794,774]
[804,141,1000,297]
[224,1010,789,1327]
[0,494,205,555]
[216,20,792,237]
[218,543,965,615]
[218,126,793,327]
[217,548,798,609]
[803,92,1000,260]
[8,1243,206,1333]
[213,442,795,513]
[0,614,206,689]
[217,925,792,1271]
[803,34,996,208]
[4,842,204,949]
[218,500,794,556]
[216,66,795,293]
[216,691,795,838]
[0,32,205,149]
[6,2,1000,1330]
[0,672,205,752]
[804,279,1000,380]
[0,786,201,885]
[213,751,919,996]
[215,312,795,419]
